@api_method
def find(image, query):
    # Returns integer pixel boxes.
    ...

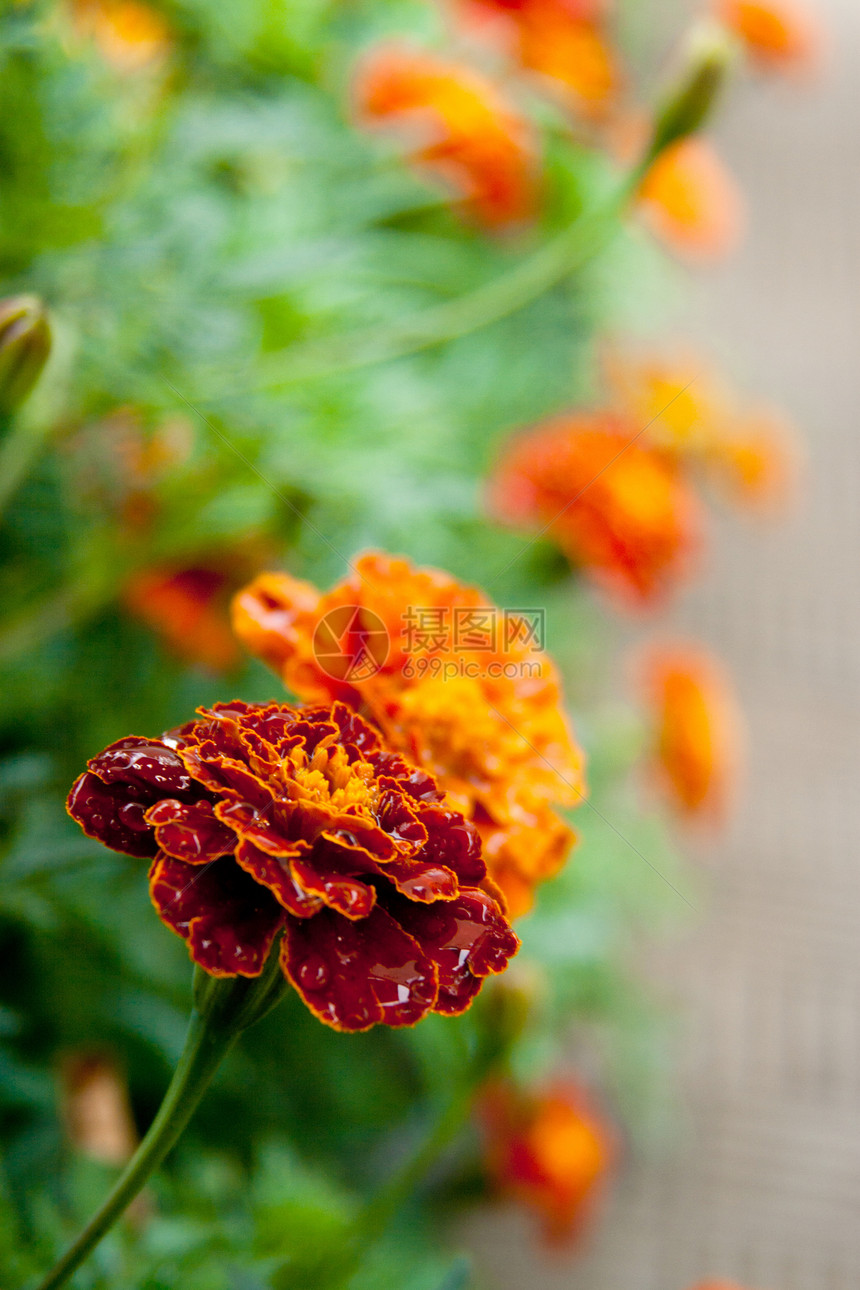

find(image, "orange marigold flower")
[67,701,518,1031]
[70,0,171,71]
[703,407,800,512]
[639,642,743,821]
[603,349,734,456]
[637,137,744,260]
[123,565,242,674]
[355,44,538,230]
[459,0,619,117]
[687,1283,757,1290]
[604,348,802,512]
[488,413,703,607]
[717,0,822,72]
[231,554,585,917]
[479,1079,615,1243]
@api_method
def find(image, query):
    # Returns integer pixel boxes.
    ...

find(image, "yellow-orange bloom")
[488,413,703,608]
[603,349,734,456]
[124,565,241,673]
[232,553,585,916]
[703,407,800,512]
[70,0,171,71]
[605,349,801,512]
[479,1079,615,1243]
[687,1283,757,1290]
[718,0,822,72]
[637,137,744,260]
[639,643,743,822]
[355,45,538,230]
[459,0,619,117]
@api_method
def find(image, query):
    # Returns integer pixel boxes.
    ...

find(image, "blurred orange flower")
[717,0,822,72]
[479,1079,615,1243]
[459,0,619,117]
[124,565,241,673]
[638,642,743,822]
[637,137,744,260]
[232,553,586,916]
[605,349,800,511]
[488,413,703,607]
[703,407,800,511]
[70,0,171,70]
[355,44,538,230]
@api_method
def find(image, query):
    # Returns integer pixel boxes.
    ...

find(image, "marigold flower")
[637,137,744,260]
[717,0,822,72]
[488,413,703,607]
[355,44,538,229]
[67,700,518,1031]
[479,1079,615,1243]
[603,349,733,455]
[459,0,619,117]
[605,349,801,512]
[232,554,585,917]
[639,642,743,821]
[703,407,800,512]
[123,565,242,674]
[70,0,171,71]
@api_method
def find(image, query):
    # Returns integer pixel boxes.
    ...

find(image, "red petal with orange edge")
[282,904,438,1031]
[234,838,322,918]
[149,852,284,977]
[386,887,519,1014]
[67,771,160,859]
[145,798,237,864]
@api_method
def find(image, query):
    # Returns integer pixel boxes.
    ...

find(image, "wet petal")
[87,736,195,797]
[145,798,237,864]
[282,904,438,1031]
[149,852,284,977]
[234,838,322,919]
[67,771,159,858]
[387,887,519,1015]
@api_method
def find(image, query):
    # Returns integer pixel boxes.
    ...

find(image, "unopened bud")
[0,294,51,417]
[647,22,738,165]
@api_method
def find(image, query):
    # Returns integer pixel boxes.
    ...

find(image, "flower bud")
[0,294,51,418]
[648,22,738,164]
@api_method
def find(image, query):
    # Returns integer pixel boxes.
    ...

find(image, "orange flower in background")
[637,137,744,260]
[603,349,734,456]
[718,0,822,73]
[703,408,800,511]
[604,347,801,512]
[488,413,703,608]
[124,565,241,673]
[638,643,743,822]
[232,553,586,916]
[69,0,171,70]
[355,45,538,230]
[479,1079,615,1243]
[459,0,620,117]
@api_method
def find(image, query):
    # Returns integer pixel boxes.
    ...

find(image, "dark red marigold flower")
[67,701,519,1031]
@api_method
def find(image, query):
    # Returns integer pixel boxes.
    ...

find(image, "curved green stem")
[34,1008,236,1290]
[34,960,290,1290]
[238,168,646,398]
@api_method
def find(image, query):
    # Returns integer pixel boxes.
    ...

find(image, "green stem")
[239,170,646,397]
[34,1008,236,1290]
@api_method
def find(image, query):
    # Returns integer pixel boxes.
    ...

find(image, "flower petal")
[282,904,438,1031]
[386,887,519,1015]
[87,735,196,796]
[234,838,322,919]
[149,852,284,977]
[145,798,237,864]
[67,771,159,858]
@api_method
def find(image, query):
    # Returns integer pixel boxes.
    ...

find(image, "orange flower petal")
[638,138,745,261]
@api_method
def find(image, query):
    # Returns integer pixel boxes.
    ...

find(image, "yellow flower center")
[285,743,380,816]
